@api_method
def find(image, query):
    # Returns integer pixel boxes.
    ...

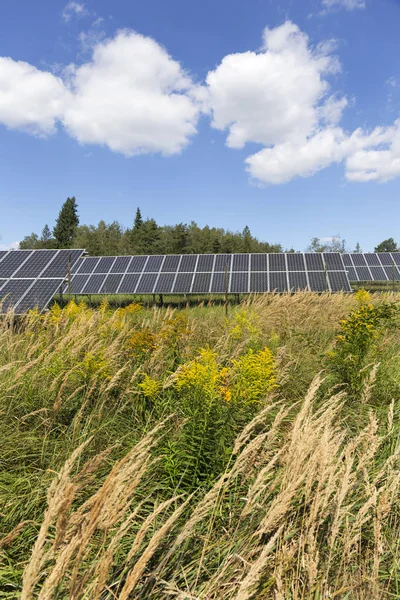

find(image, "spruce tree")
[133,207,143,230]
[53,197,79,248]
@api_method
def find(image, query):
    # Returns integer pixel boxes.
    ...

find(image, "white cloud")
[0,58,68,135]
[62,31,201,156]
[321,0,366,11]
[0,30,202,156]
[206,21,340,150]
[206,21,400,185]
[62,2,88,23]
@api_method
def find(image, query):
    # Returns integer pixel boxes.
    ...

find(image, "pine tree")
[133,207,143,230]
[374,238,398,252]
[53,197,79,248]
[41,224,52,242]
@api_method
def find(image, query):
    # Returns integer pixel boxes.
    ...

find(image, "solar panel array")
[66,252,352,295]
[0,249,83,314]
[342,253,400,282]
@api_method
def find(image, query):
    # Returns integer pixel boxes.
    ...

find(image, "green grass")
[2,291,400,598]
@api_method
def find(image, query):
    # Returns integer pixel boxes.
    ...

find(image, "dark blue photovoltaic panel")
[14,250,58,278]
[0,279,7,290]
[369,267,387,281]
[214,254,232,272]
[94,257,116,273]
[192,272,211,293]
[328,272,352,291]
[144,256,164,273]
[0,279,33,312]
[232,254,249,272]
[197,255,214,271]
[69,274,90,294]
[351,254,367,267]
[305,253,324,271]
[127,256,147,273]
[288,272,308,291]
[16,279,63,313]
[118,273,140,293]
[179,255,197,272]
[287,254,306,271]
[270,272,288,292]
[161,255,180,273]
[41,250,83,278]
[211,272,228,293]
[346,267,358,281]
[355,267,372,281]
[230,272,248,293]
[250,272,268,293]
[364,254,381,267]
[136,273,157,293]
[78,257,101,274]
[154,273,175,293]
[0,251,33,278]
[269,254,286,271]
[111,256,131,273]
[0,251,8,262]
[323,253,344,270]
[84,274,107,294]
[250,254,268,271]
[102,274,123,294]
[342,254,353,267]
[308,272,327,292]
[70,257,84,274]
[377,253,394,266]
[392,253,400,266]
[384,265,400,281]
[173,272,194,293]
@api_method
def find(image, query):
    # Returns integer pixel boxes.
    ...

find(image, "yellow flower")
[139,375,161,398]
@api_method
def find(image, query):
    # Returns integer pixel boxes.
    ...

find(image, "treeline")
[18,196,398,255]
[19,197,282,255]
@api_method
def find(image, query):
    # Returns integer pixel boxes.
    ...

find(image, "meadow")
[1,291,400,598]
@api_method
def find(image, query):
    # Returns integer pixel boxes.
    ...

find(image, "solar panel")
[287,254,306,271]
[392,253,400,266]
[111,256,132,273]
[16,279,64,313]
[232,254,249,271]
[377,253,394,266]
[127,256,147,273]
[118,273,140,294]
[154,273,175,293]
[369,267,388,281]
[173,272,195,293]
[346,267,358,281]
[250,272,268,293]
[250,254,268,271]
[328,271,352,292]
[384,266,400,281]
[350,254,367,267]
[0,249,85,314]
[269,254,286,271]
[197,255,214,271]
[94,257,116,273]
[364,253,381,267]
[304,253,324,271]
[136,273,157,293]
[179,255,197,272]
[230,272,249,293]
[84,274,107,294]
[289,271,308,291]
[192,272,212,293]
[211,272,228,293]
[214,254,232,272]
[342,254,353,267]
[144,256,164,273]
[270,272,288,292]
[162,255,180,273]
[355,267,373,281]
[308,272,328,292]
[323,253,344,270]
[102,274,123,294]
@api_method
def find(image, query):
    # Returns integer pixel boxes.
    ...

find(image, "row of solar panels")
[66,252,351,294]
[3,250,400,315]
[65,269,351,295]
[0,250,83,314]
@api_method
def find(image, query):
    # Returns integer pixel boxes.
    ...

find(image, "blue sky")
[0,0,400,251]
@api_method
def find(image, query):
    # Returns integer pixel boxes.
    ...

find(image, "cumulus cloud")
[0,241,19,251]
[0,30,202,156]
[62,2,88,23]
[321,0,366,10]
[205,21,400,185]
[0,58,68,135]
[63,31,201,156]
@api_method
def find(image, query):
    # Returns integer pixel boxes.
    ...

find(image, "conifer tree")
[133,207,143,230]
[53,197,79,248]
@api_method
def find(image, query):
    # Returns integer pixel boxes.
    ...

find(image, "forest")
[19,196,397,256]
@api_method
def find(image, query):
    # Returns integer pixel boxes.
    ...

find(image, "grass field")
[2,291,400,598]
